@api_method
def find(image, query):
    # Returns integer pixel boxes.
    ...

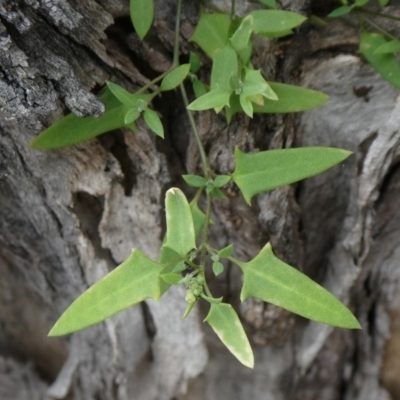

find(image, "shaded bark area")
[1,0,400,399]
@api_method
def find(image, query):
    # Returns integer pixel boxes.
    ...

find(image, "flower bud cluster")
[185,274,205,303]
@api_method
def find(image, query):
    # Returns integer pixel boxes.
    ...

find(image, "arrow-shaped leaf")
[204,303,254,368]
[48,249,163,336]
[236,243,361,329]
[232,146,351,204]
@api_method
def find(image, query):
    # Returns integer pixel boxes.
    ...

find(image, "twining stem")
[358,8,400,23]
[173,0,183,66]
[360,15,398,41]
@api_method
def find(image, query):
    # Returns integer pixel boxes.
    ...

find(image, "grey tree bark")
[1,0,400,399]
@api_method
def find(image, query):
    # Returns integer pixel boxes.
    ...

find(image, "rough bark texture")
[2,0,400,399]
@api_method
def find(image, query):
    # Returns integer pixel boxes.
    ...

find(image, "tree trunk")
[1,0,400,399]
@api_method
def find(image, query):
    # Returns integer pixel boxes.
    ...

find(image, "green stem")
[361,15,398,41]
[173,0,183,67]
[200,192,212,268]
[358,8,400,23]
[179,84,211,176]
[137,70,170,94]
[231,0,236,19]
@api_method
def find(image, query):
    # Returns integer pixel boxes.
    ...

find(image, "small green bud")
[196,275,205,285]
[185,291,196,303]
[193,287,203,297]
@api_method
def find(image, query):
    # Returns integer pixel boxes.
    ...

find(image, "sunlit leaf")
[204,303,254,368]
[106,81,139,106]
[373,39,400,54]
[48,249,163,336]
[190,13,232,57]
[130,0,154,40]
[187,87,232,111]
[243,69,278,100]
[164,188,196,257]
[232,146,351,204]
[230,15,253,52]
[236,243,361,329]
[182,174,206,188]
[360,31,400,90]
[161,64,190,91]
[328,5,354,18]
[240,95,253,117]
[143,108,164,138]
[211,45,238,91]
[30,88,130,149]
[251,10,306,34]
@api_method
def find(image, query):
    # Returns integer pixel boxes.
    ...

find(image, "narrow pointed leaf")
[30,89,130,149]
[182,174,206,188]
[190,199,207,239]
[250,10,306,34]
[48,249,163,336]
[240,95,253,118]
[189,52,201,73]
[360,31,400,89]
[106,81,139,107]
[232,147,351,204]
[187,88,232,111]
[218,244,234,258]
[230,15,253,52]
[164,188,196,256]
[124,108,140,125]
[237,244,361,329]
[373,39,400,54]
[190,13,231,57]
[213,175,231,188]
[161,64,191,91]
[192,77,208,98]
[143,108,164,138]
[205,303,254,368]
[355,0,369,6]
[244,69,278,100]
[328,5,354,18]
[130,0,154,40]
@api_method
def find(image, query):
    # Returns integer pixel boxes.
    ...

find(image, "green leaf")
[259,0,277,8]
[190,199,207,239]
[143,108,164,138]
[360,31,400,90]
[172,261,187,273]
[379,0,390,6]
[106,82,139,107]
[211,45,238,91]
[190,13,232,58]
[187,87,232,111]
[161,64,190,91]
[213,261,224,276]
[213,175,231,188]
[355,0,369,6]
[250,10,306,34]
[328,5,354,18]
[124,108,140,125]
[218,244,234,258]
[373,39,400,54]
[30,88,130,149]
[211,187,226,199]
[130,0,154,40]
[204,303,254,368]
[244,69,278,101]
[240,94,254,117]
[161,273,183,285]
[164,188,196,256]
[236,244,361,329]
[48,249,163,336]
[192,77,208,98]
[254,82,329,113]
[189,52,201,73]
[182,174,207,188]
[232,146,352,204]
[230,15,253,52]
